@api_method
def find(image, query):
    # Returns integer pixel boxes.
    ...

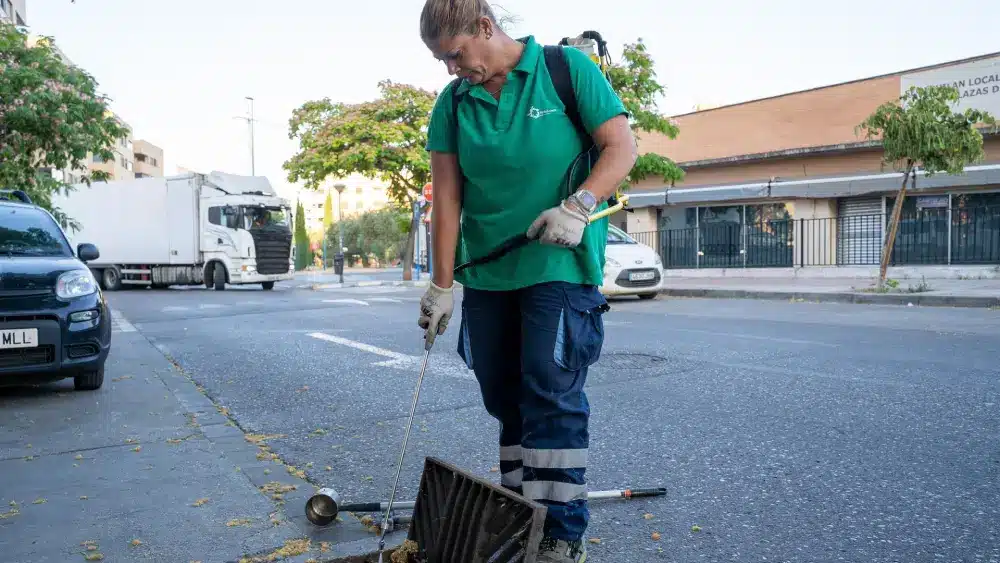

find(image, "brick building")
[618,51,1000,271]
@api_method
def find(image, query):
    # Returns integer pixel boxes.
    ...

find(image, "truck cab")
[202,193,293,290]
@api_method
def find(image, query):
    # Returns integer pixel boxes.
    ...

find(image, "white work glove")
[417,281,454,348]
[526,199,590,248]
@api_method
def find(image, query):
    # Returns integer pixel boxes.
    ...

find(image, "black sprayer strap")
[453,233,531,275]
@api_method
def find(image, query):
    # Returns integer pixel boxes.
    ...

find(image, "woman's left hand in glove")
[526,198,590,248]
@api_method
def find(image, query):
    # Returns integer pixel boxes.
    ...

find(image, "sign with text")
[901,55,1000,117]
[422,183,433,202]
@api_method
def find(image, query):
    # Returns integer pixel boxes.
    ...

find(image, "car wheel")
[74,366,104,391]
[261,281,275,290]
[638,292,658,300]
[213,263,226,290]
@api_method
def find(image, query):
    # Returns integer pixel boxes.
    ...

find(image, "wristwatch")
[570,189,599,214]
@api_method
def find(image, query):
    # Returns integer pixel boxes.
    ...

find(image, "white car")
[600,224,664,299]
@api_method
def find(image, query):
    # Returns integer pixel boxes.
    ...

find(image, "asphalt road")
[100,283,1000,563]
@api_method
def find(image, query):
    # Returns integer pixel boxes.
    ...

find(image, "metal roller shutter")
[837,197,883,265]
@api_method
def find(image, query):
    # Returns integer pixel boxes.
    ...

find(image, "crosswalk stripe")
[110,309,136,333]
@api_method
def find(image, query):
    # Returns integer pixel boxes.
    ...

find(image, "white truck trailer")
[51,170,295,291]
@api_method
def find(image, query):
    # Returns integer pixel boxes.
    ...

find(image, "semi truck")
[51,170,295,291]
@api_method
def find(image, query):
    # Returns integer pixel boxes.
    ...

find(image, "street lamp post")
[334,183,346,284]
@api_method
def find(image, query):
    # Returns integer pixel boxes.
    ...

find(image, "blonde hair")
[420,0,497,44]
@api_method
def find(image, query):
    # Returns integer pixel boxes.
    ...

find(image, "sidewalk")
[0,322,403,562]
[659,276,1000,308]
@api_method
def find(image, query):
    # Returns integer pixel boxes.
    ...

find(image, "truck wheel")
[102,267,122,291]
[204,264,214,289]
[261,281,275,291]
[213,263,226,290]
[638,292,658,300]
[74,366,105,391]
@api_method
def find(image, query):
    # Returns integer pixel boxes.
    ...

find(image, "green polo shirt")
[425,35,628,291]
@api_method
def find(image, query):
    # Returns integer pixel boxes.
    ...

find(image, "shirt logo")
[528,106,559,119]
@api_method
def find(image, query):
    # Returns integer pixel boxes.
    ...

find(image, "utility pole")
[234,96,256,175]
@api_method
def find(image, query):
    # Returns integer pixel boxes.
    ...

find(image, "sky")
[25,0,1000,201]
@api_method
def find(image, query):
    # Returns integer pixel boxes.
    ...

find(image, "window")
[355,201,363,209]
[135,153,147,163]
[0,206,72,257]
[135,172,149,178]
[92,154,105,164]
[607,225,637,245]
[208,206,240,229]
[355,187,363,194]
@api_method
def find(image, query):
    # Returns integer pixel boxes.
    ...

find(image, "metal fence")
[629,205,1000,269]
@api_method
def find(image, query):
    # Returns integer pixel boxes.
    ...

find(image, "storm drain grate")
[407,456,547,563]
[597,352,670,370]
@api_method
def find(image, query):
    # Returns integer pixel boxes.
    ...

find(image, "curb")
[659,288,1000,308]
[309,280,432,290]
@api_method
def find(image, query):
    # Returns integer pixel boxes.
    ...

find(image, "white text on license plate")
[0,328,39,349]
[628,271,656,282]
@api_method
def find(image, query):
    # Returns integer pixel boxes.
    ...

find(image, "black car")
[0,190,111,391]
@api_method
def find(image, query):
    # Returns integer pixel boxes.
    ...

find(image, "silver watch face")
[578,191,597,210]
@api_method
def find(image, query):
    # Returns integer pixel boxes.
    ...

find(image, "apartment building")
[620,51,1000,271]
[0,0,26,26]
[296,173,392,234]
[133,140,165,178]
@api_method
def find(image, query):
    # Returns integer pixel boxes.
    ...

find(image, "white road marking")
[368,297,403,304]
[162,306,189,312]
[198,304,225,309]
[322,299,370,306]
[307,332,473,379]
[111,309,136,333]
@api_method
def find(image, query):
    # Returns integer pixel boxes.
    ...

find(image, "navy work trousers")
[456,281,609,541]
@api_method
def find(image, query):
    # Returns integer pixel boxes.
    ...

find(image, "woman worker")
[416,1,638,561]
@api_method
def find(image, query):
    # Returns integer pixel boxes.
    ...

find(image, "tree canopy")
[606,38,685,189]
[0,23,129,229]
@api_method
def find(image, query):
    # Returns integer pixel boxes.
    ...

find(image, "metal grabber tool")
[376,334,433,562]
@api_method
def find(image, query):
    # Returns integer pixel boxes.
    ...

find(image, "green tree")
[325,208,408,268]
[323,189,333,232]
[293,199,312,270]
[0,23,130,230]
[284,80,434,280]
[856,84,997,288]
[606,38,685,190]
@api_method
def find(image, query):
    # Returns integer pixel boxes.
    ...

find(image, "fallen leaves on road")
[132,446,142,453]
[79,496,88,500]
[297,385,310,393]
[489,466,500,473]
[130,539,143,547]
[285,465,307,479]
[23,455,34,461]
[74,454,84,460]
[238,538,311,563]
[81,540,103,560]
[309,428,327,437]
[643,513,654,520]
[324,466,332,471]
[191,498,210,507]
[111,375,133,382]
[32,498,46,505]
[588,538,601,544]
[691,524,702,532]
[260,482,297,502]
[245,434,285,445]
[167,438,183,445]
[125,438,138,444]
[651,532,661,541]
[1,502,18,520]
[226,518,252,527]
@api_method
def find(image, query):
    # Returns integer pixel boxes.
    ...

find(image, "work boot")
[537,537,587,563]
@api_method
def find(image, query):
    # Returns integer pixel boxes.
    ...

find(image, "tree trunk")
[401,203,419,281]
[878,161,914,290]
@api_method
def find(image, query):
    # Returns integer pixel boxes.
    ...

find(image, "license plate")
[0,328,38,349]
[629,271,656,282]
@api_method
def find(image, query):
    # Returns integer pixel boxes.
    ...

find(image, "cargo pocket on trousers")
[553,287,609,372]
[456,304,474,370]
